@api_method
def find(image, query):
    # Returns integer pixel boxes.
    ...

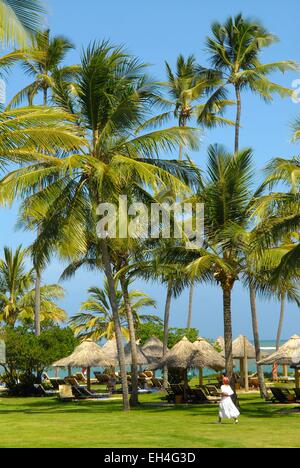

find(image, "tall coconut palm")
[206,14,298,153]
[156,55,234,161]
[69,282,156,341]
[164,145,256,383]
[0,245,66,326]
[159,55,234,333]
[0,42,199,411]
[7,29,75,338]
[8,29,76,109]
[0,104,83,337]
[0,0,45,47]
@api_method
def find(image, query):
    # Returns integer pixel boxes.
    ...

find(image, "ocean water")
[46,339,281,379]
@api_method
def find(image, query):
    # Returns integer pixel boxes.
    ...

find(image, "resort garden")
[0,0,300,450]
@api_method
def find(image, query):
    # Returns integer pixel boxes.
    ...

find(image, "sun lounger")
[75,372,98,385]
[293,388,300,401]
[269,387,296,403]
[49,378,66,390]
[34,384,58,397]
[94,372,110,384]
[204,385,221,397]
[58,385,74,401]
[71,385,109,400]
[191,387,221,404]
[160,386,176,403]
[151,378,164,389]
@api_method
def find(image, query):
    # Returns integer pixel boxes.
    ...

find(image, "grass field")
[0,391,300,448]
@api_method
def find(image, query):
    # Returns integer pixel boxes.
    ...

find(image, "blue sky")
[1,0,300,340]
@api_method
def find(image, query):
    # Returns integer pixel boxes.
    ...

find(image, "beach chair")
[34,384,57,397]
[269,387,296,403]
[75,372,97,385]
[192,387,221,404]
[151,378,164,389]
[205,385,221,397]
[94,372,110,384]
[71,385,109,400]
[293,388,300,402]
[58,385,74,401]
[160,386,176,403]
[49,378,65,390]
[65,377,85,388]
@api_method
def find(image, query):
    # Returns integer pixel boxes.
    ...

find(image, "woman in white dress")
[218,377,240,424]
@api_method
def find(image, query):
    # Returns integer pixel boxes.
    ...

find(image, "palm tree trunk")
[223,286,234,383]
[101,240,130,411]
[249,284,268,398]
[34,88,48,337]
[120,274,139,407]
[234,84,242,155]
[163,280,173,387]
[34,267,41,336]
[276,293,285,351]
[187,281,194,329]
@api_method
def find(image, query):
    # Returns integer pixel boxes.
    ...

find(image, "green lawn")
[0,392,299,448]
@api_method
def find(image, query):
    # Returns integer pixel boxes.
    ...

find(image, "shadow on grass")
[0,394,298,420]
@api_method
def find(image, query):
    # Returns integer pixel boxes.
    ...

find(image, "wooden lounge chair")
[293,388,300,402]
[160,386,176,403]
[75,372,97,385]
[204,385,221,397]
[269,387,296,403]
[34,384,57,397]
[58,385,74,401]
[49,378,66,390]
[94,372,110,384]
[191,387,221,404]
[71,385,109,400]
[151,378,164,389]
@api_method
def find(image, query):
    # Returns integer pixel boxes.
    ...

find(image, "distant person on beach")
[217,377,240,424]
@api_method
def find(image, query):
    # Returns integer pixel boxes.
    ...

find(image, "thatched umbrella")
[53,340,113,390]
[141,337,164,364]
[215,336,225,355]
[102,338,119,364]
[124,343,149,366]
[154,337,205,402]
[193,337,225,385]
[259,335,300,388]
[232,335,256,391]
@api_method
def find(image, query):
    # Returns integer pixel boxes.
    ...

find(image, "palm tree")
[0,0,45,47]
[157,55,234,161]
[6,29,76,339]
[0,42,199,411]
[0,104,83,337]
[69,282,156,341]
[165,145,256,383]
[206,13,298,153]
[275,281,300,350]
[8,29,76,108]
[0,246,66,326]
[160,55,234,331]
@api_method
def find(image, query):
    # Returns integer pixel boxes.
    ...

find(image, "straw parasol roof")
[52,340,113,368]
[102,337,118,363]
[141,337,164,364]
[259,335,300,366]
[154,337,205,369]
[124,343,149,366]
[193,337,225,371]
[232,335,256,359]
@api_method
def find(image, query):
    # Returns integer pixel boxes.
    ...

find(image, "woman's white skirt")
[219,397,240,419]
